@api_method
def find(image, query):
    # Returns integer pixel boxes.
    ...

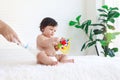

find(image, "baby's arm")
[37,35,60,48]
[52,37,60,45]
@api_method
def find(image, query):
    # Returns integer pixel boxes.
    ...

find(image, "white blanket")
[0,56,120,80]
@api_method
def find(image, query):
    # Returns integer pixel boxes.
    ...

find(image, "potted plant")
[69,5,120,57]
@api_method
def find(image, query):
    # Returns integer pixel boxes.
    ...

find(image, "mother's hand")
[0,20,21,44]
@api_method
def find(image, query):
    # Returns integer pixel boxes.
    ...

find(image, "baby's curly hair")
[39,17,58,32]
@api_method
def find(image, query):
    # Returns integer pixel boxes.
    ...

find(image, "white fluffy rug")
[0,56,120,80]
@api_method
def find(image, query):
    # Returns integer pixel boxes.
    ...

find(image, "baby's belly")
[45,50,56,56]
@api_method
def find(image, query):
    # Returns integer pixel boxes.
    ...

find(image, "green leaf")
[81,43,86,51]
[99,19,107,23]
[80,23,85,29]
[110,7,119,11]
[112,48,118,52]
[87,20,92,25]
[69,21,77,26]
[85,20,91,34]
[80,20,91,31]
[93,29,104,35]
[87,41,96,48]
[80,20,88,29]
[89,30,93,41]
[103,46,109,57]
[91,24,106,28]
[85,24,89,34]
[108,19,115,23]
[114,12,120,18]
[105,33,115,43]
[113,32,120,35]
[75,25,81,28]
[102,5,108,10]
[107,24,115,30]
[98,9,107,13]
[107,11,120,20]
[99,40,108,46]
[108,48,115,57]
[81,41,90,51]
[76,15,81,25]
[105,32,120,43]
[99,14,108,17]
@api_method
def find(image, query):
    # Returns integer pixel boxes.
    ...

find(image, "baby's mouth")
[51,34,54,36]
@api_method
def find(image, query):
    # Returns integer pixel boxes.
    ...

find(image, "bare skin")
[0,20,21,44]
[37,26,74,66]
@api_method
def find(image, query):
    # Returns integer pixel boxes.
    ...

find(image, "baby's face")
[42,26,57,38]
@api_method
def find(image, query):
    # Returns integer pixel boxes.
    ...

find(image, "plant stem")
[95,45,99,56]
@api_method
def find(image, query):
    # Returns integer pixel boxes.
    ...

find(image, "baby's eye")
[49,29,53,30]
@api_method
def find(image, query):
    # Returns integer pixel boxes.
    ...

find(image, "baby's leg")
[55,54,74,63]
[37,51,58,65]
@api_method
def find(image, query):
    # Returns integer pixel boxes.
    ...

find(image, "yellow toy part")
[59,39,70,54]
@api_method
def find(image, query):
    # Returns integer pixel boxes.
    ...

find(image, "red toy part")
[60,40,67,45]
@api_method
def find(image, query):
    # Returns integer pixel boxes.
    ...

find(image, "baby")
[36,17,74,65]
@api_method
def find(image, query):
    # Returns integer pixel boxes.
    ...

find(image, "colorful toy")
[57,39,70,54]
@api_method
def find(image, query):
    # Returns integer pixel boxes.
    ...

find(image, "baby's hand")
[54,37,60,42]
[52,37,60,45]
[60,37,65,41]
[60,37,67,45]
[54,45,59,51]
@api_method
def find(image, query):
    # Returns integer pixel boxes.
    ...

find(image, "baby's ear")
[41,29,44,32]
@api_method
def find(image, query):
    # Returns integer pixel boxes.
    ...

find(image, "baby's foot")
[60,59,74,63]
[50,61,58,66]
[37,60,58,65]
[68,59,74,63]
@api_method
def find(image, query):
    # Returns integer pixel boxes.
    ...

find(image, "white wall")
[0,0,98,56]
